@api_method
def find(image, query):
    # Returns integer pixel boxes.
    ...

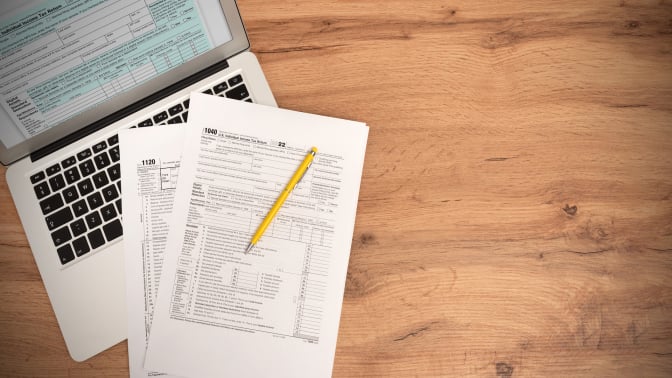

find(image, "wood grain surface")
[1,0,671,376]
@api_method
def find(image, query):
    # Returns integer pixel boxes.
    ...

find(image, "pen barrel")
[250,190,290,245]
[248,148,317,248]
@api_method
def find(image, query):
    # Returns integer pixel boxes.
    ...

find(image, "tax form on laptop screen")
[0,0,244,164]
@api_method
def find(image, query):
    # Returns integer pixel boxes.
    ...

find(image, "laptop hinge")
[30,59,230,162]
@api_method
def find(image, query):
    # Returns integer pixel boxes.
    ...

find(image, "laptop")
[1,0,276,361]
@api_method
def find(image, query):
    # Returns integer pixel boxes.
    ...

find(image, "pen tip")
[311,146,318,154]
[245,243,254,254]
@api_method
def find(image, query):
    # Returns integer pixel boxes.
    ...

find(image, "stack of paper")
[120,93,368,378]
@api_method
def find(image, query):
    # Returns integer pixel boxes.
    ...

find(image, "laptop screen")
[0,0,241,161]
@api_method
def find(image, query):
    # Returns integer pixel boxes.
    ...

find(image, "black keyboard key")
[85,211,102,229]
[117,180,121,193]
[183,99,190,109]
[115,199,122,214]
[107,134,119,146]
[213,81,228,94]
[110,146,120,162]
[153,111,168,123]
[182,111,188,122]
[102,184,119,202]
[228,74,243,87]
[79,159,95,177]
[225,84,249,100]
[51,226,71,247]
[103,219,123,242]
[61,156,77,169]
[30,171,45,184]
[46,163,61,176]
[34,182,50,199]
[168,103,183,116]
[167,116,181,124]
[92,171,109,188]
[77,178,94,196]
[40,193,63,215]
[138,118,153,127]
[88,229,105,250]
[77,148,92,161]
[101,203,117,222]
[70,218,87,237]
[92,141,107,153]
[45,207,74,231]
[62,186,79,204]
[49,174,66,192]
[203,88,213,95]
[107,164,120,181]
[72,199,89,217]
[57,244,75,265]
[72,236,90,257]
[63,167,80,185]
[87,192,104,210]
[94,152,111,169]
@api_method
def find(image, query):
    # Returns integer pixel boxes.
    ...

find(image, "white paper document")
[144,94,369,377]
[120,125,185,378]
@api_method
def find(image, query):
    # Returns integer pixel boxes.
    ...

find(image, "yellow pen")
[245,147,318,253]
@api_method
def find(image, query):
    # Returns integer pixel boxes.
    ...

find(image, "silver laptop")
[1,0,276,361]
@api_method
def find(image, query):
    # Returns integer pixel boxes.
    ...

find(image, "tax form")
[120,125,185,378]
[144,94,369,377]
[0,0,223,143]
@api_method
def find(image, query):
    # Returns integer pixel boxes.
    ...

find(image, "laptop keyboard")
[30,74,253,266]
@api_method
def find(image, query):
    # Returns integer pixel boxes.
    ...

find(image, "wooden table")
[1,0,671,376]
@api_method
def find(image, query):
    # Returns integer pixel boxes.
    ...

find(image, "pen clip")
[294,161,312,189]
